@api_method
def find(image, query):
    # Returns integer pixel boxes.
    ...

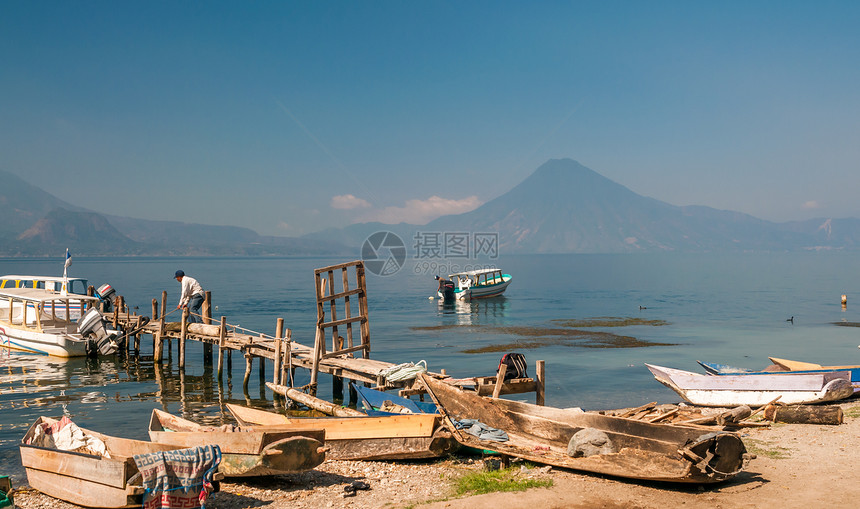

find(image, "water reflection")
[436,297,510,325]
[0,348,287,482]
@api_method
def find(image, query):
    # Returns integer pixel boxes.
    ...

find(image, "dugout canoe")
[420,374,749,484]
[147,409,326,477]
[226,403,457,460]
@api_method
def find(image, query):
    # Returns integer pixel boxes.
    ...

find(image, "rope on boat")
[378,360,427,382]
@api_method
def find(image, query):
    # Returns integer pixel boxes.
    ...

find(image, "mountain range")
[2,159,860,257]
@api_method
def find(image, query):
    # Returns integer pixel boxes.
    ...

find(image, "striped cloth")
[133,445,221,509]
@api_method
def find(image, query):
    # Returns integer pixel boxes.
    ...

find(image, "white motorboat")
[0,287,119,357]
[0,275,92,320]
[436,268,512,301]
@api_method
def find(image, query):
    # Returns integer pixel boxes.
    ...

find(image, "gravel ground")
[11,456,520,509]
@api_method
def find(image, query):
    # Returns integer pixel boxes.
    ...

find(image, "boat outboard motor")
[95,284,116,312]
[435,276,456,302]
[78,307,120,356]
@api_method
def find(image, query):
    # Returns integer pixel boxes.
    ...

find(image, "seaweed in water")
[412,317,676,354]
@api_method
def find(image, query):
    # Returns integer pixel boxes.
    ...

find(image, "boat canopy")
[0,275,89,294]
[447,268,504,278]
[0,287,100,304]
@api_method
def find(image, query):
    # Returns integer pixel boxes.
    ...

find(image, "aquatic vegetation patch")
[552,317,669,328]
[413,319,677,354]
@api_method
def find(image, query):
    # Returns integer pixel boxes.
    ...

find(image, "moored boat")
[226,403,457,461]
[147,409,327,477]
[419,374,748,483]
[20,416,221,508]
[698,360,860,390]
[0,288,118,357]
[436,268,512,301]
[647,364,855,407]
[1,275,92,321]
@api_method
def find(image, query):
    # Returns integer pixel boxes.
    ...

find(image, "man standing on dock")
[174,270,205,323]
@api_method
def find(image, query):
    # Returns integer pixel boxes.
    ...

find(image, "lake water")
[2,251,860,481]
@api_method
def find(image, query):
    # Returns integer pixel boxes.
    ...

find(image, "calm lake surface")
[3,252,860,480]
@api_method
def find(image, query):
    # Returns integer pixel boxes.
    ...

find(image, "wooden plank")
[20,445,127,489]
[320,315,366,329]
[21,467,136,508]
[267,383,365,417]
[314,260,363,274]
[320,343,369,359]
[227,403,439,439]
[316,287,363,303]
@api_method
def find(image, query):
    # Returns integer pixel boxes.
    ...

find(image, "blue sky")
[2,1,859,235]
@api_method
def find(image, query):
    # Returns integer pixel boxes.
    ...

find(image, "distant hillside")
[0,170,351,257]
[307,159,852,254]
[11,208,141,256]
[0,170,86,239]
[426,159,808,253]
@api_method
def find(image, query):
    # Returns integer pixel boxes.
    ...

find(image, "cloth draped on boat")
[454,419,509,442]
[24,415,110,458]
[133,445,221,509]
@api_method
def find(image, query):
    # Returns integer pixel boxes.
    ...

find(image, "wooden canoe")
[226,403,457,461]
[648,364,855,407]
[148,409,326,477]
[19,416,221,508]
[420,374,748,484]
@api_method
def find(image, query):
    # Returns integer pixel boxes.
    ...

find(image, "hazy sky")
[3,1,859,235]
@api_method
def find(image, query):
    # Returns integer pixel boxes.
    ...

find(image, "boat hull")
[0,324,88,357]
[226,403,456,460]
[148,409,326,477]
[698,360,860,390]
[420,375,746,483]
[19,417,185,508]
[648,364,855,407]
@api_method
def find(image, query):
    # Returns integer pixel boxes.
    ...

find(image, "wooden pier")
[105,260,546,404]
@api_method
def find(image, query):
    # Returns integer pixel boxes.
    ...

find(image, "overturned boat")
[420,374,749,484]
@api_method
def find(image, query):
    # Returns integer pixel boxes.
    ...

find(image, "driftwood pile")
[604,401,844,427]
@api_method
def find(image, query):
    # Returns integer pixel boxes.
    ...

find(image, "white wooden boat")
[436,268,512,301]
[1,275,92,321]
[646,364,854,407]
[0,287,112,357]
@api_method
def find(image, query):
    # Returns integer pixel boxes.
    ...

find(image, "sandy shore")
[12,399,860,509]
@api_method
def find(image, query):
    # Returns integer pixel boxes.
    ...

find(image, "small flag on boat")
[64,248,72,269]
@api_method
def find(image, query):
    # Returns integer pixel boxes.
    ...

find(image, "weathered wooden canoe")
[20,416,221,508]
[420,374,748,484]
[648,364,855,407]
[226,403,457,461]
[148,409,326,477]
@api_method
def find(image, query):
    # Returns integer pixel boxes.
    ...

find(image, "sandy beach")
[11,398,860,509]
